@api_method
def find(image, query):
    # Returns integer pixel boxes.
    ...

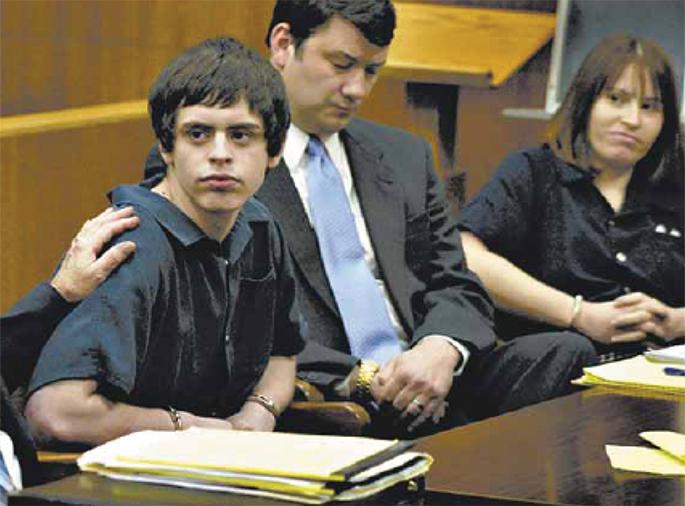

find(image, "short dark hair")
[266,0,396,50]
[149,37,289,158]
[547,33,683,185]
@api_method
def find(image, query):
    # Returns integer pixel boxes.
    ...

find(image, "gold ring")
[410,399,424,410]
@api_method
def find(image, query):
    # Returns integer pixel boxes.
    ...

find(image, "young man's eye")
[230,130,254,144]
[185,126,211,142]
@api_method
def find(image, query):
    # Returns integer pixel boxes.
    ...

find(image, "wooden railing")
[0,100,148,138]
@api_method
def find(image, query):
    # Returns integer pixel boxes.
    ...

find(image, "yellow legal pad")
[77,428,432,504]
[574,355,685,395]
[606,431,685,476]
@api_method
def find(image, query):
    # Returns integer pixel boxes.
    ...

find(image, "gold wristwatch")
[353,359,380,404]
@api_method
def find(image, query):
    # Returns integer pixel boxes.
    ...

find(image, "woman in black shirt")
[459,34,684,360]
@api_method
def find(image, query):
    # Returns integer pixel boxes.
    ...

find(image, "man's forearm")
[250,356,297,415]
[227,356,297,432]
[26,380,174,446]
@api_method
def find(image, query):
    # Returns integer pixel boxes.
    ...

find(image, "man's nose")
[209,133,232,161]
[341,69,369,102]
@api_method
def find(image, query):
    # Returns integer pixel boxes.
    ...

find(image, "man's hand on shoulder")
[51,207,139,302]
[371,337,461,432]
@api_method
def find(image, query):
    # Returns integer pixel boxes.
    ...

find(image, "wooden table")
[14,389,683,505]
[417,388,685,505]
[11,470,423,505]
[384,3,556,207]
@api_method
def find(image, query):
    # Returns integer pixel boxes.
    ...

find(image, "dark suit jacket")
[0,283,71,485]
[144,118,496,396]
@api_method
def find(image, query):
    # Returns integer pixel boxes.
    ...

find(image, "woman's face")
[587,63,664,173]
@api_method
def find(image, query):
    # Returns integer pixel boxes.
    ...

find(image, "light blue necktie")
[306,136,402,364]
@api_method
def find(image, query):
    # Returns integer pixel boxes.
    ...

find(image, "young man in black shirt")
[25,37,304,447]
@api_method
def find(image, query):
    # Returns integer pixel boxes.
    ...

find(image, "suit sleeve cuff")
[419,335,470,377]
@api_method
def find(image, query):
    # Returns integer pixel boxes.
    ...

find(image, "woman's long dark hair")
[546,34,683,187]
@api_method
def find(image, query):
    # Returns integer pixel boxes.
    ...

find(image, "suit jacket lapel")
[342,126,412,329]
[257,161,339,315]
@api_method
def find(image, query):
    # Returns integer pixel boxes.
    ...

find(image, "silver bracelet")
[569,294,584,328]
[166,406,183,431]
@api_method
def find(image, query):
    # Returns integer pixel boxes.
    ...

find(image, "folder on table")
[78,428,432,504]
[606,431,685,476]
[573,355,685,395]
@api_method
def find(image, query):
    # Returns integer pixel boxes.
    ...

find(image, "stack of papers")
[77,428,432,504]
[606,431,685,475]
[573,354,685,395]
[645,344,685,365]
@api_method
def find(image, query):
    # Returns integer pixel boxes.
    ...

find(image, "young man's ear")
[267,149,284,171]
[159,142,173,167]
[269,22,295,70]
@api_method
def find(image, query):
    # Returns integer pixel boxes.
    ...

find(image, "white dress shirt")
[283,124,469,372]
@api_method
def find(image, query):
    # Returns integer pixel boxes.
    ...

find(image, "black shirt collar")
[557,157,680,213]
[108,181,270,264]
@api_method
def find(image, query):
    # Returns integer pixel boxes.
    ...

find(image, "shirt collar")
[283,123,310,170]
[109,181,268,263]
[558,160,595,186]
[109,182,206,247]
[555,154,681,213]
[283,123,346,169]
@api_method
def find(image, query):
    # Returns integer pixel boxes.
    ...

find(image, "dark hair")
[547,33,683,185]
[149,37,289,157]
[266,0,396,49]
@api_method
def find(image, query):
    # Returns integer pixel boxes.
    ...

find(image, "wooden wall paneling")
[1,0,276,115]
[0,119,155,312]
[457,45,551,200]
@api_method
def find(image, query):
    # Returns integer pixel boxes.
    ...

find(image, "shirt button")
[224,259,229,266]
[608,219,615,227]
[623,286,632,294]
[615,252,627,263]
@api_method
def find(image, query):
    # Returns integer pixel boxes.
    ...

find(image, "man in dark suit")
[146,0,596,436]
[259,0,596,435]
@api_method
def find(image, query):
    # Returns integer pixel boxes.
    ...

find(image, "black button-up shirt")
[29,182,304,417]
[458,147,684,340]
